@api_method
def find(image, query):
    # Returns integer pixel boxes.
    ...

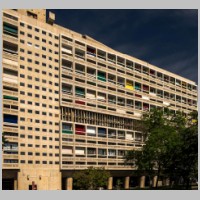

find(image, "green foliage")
[73,166,110,190]
[2,132,7,147]
[124,108,198,188]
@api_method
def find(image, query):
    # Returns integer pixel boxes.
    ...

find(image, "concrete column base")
[107,177,113,190]
[124,176,130,189]
[152,176,158,187]
[139,176,145,188]
[65,177,73,190]
[14,179,18,190]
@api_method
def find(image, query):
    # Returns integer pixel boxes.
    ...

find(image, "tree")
[2,132,7,149]
[73,166,110,190]
[124,108,198,189]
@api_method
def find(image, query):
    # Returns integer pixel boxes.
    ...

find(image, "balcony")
[3,89,18,97]
[4,135,18,142]
[3,126,18,133]
[3,154,18,160]
[3,51,18,62]
[2,163,19,169]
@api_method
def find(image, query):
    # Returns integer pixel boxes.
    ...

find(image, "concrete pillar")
[152,176,158,187]
[124,176,130,189]
[65,177,73,190]
[165,178,170,186]
[14,179,18,190]
[139,176,145,188]
[107,177,113,190]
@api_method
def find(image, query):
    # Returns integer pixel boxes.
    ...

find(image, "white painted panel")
[126,133,133,140]
[75,149,85,155]
[134,112,142,117]
[142,96,150,100]
[62,48,72,54]
[87,127,96,134]
[86,93,95,99]
[149,92,156,96]
[163,101,170,106]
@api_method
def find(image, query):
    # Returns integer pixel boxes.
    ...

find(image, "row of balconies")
[61,67,197,101]
[62,59,197,98]
[61,165,133,170]
[61,93,196,116]
[61,82,196,107]
[60,44,197,93]
[62,122,142,140]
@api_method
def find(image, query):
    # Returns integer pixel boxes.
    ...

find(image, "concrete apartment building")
[2,9,198,190]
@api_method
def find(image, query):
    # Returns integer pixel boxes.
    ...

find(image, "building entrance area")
[2,179,14,190]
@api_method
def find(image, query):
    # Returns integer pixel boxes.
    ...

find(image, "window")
[27,25,32,29]
[28,109,32,113]
[35,44,39,49]
[42,30,46,35]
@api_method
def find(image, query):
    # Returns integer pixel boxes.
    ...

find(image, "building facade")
[2,9,198,190]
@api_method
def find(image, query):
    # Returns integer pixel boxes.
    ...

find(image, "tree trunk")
[156,165,160,188]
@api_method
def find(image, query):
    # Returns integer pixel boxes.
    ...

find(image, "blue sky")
[48,9,198,84]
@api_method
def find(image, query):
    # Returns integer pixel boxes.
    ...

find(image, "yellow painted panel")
[125,85,134,90]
